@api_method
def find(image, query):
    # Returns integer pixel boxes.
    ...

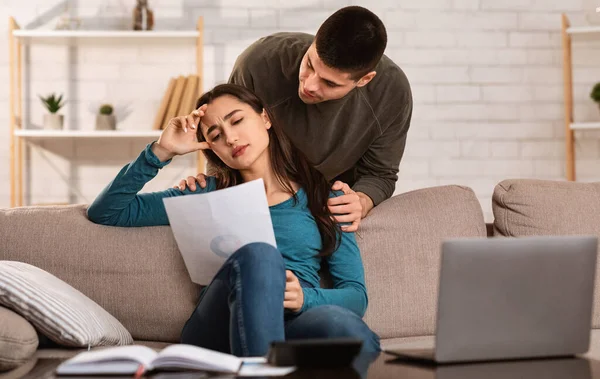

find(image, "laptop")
[384,235,598,364]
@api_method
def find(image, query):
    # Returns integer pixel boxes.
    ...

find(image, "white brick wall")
[1,0,599,224]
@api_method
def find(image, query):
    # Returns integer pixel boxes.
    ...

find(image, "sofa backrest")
[359,185,487,339]
[0,205,197,343]
[0,185,487,343]
[492,179,600,327]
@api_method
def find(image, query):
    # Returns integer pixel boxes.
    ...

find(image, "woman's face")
[200,95,271,170]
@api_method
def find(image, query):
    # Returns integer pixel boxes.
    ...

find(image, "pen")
[133,364,144,378]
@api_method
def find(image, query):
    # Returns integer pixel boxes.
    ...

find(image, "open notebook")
[55,344,244,376]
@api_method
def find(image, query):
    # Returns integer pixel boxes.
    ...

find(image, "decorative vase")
[132,0,154,31]
[95,114,116,130]
[43,113,63,130]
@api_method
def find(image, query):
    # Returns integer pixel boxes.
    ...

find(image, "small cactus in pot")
[39,93,65,130]
[96,103,116,130]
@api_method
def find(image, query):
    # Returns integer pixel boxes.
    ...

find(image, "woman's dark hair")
[196,84,341,257]
[315,6,387,80]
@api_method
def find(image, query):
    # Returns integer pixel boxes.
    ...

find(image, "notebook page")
[153,344,242,373]
[60,345,157,367]
[56,362,142,376]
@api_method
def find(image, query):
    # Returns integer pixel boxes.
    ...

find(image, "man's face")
[297,44,358,104]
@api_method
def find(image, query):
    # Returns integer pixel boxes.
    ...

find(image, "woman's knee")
[229,242,285,282]
[304,305,363,333]
[233,242,283,266]
[301,305,381,352]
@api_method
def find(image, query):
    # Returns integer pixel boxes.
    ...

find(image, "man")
[176,6,412,232]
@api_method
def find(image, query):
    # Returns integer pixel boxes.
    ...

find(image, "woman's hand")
[284,270,304,313]
[153,105,211,162]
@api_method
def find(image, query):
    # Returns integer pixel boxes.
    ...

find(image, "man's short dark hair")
[315,6,387,81]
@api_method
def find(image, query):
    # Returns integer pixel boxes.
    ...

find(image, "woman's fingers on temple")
[186,115,196,130]
[193,104,207,119]
[193,104,206,112]
[177,116,187,132]
[191,110,203,125]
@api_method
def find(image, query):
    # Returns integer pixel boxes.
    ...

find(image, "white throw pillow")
[0,261,133,347]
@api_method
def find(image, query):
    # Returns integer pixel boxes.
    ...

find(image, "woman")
[87,84,380,357]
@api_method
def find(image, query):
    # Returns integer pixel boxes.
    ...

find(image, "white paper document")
[238,362,296,377]
[163,178,277,285]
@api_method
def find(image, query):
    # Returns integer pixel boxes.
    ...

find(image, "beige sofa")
[1,178,600,376]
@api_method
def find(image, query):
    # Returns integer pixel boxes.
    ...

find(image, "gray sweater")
[228,32,413,206]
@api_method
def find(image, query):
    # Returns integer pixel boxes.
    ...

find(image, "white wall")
[1,0,599,221]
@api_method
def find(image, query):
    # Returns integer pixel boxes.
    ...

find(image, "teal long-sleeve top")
[87,142,368,317]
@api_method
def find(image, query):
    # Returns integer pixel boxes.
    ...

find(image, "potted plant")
[96,104,116,130]
[591,82,600,114]
[39,93,65,130]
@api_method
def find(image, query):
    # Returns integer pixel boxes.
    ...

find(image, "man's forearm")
[356,192,374,218]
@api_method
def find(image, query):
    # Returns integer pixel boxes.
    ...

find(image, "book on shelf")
[55,344,242,376]
[178,75,199,116]
[152,74,201,131]
[152,77,176,131]
[160,75,187,130]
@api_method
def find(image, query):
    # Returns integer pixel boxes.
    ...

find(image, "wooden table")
[5,353,599,379]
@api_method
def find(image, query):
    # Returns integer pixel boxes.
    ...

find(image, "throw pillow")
[0,306,38,372]
[0,261,133,348]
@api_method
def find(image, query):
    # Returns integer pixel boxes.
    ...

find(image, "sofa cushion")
[358,185,487,339]
[492,179,600,326]
[0,261,133,348]
[0,306,38,372]
[0,204,200,343]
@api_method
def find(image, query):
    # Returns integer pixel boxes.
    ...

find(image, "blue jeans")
[180,242,381,357]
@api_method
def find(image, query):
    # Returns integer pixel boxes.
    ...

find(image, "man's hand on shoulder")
[173,173,208,192]
[328,181,365,232]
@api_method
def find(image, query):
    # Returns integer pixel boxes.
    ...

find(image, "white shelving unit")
[14,130,163,138]
[8,17,205,207]
[13,30,199,39]
[561,14,600,181]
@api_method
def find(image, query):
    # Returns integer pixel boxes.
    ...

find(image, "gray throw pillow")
[0,306,38,372]
[0,261,133,348]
